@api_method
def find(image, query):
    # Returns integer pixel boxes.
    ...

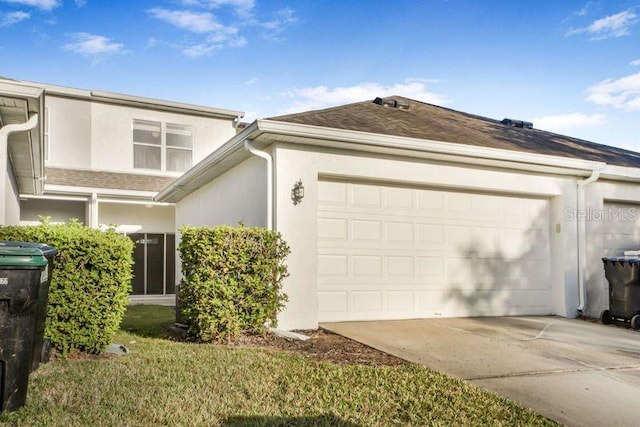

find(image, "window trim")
[132,119,193,172]
[44,106,50,162]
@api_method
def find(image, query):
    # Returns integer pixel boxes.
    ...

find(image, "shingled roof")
[45,168,176,193]
[269,96,640,168]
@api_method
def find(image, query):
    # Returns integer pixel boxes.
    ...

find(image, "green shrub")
[0,222,133,355]
[178,225,290,342]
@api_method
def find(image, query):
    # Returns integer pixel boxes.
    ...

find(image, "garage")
[317,180,552,322]
[161,95,640,330]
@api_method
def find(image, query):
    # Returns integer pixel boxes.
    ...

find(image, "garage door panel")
[385,187,414,208]
[318,181,552,321]
[318,218,348,240]
[352,220,382,241]
[318,181,348,205]
[351,184,381,207]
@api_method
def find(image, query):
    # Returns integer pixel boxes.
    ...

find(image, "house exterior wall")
[99,203,174,233]
[89,102,237,174]
[45,96,92,169]
[175,156,268,228]
[4,164,20,225]
[584,180,640,318]
[272,143,581,330]
[45,94,238,175]
[174,156,268,299]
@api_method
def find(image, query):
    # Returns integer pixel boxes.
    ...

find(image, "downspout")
[577,168,602,315]
[244,140,273,230]
[0,114,39,225]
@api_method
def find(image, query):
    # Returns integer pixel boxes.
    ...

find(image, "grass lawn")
[1,305,556,426]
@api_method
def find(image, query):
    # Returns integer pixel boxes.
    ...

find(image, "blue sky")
[1,0,640,150]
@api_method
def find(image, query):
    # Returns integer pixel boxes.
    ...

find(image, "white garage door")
[602,202,640,258]
[317,180,552,322]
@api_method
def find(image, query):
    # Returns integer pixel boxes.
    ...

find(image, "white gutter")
[0,114,39,224]
[576,168,602,314]
[244,140,273,230]
[256,120,605,172]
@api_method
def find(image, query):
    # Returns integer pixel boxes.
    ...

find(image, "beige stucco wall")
[273,144,582,329]
[170,140,640,330]
[99,202,175,233]
[583,181,640,318]
[3,165,20,225]
[45,94,238,176]
[175,156,268,228]
[45,96,92,169]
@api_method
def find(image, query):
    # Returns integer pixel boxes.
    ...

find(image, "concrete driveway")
[322,317,640,427]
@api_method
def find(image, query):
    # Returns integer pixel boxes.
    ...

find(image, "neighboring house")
[0,77,243,304]
[158,96,640,330]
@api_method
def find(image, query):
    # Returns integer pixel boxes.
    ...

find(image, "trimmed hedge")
[179,225,290,342]
[0,222,133,355]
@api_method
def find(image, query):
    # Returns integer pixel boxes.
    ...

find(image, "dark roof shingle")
[270,96,640,168]
[45,168,176,192]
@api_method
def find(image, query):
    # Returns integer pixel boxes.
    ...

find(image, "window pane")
[167,148,192,172]
[133,120,161,145]
[134,144,161,169]
[166,124,192,148]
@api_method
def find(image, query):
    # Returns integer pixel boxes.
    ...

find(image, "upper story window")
[133,120,193,172]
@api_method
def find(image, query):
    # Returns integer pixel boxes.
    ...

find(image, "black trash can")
[601,257,640,329]
[0,242,58,371]
[0,246,48,413]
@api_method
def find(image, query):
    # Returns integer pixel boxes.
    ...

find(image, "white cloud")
[243,77,259,85]
[149,9,223,34]
[1,0,59,10]
[630,59,640,66]
[280,80,450,114]
[62,33,124,57]
[149,8,246,56]
[586,72,640,110]
[260,7,296,40]
[573,3,592,17]
[74,0,86,6]
[533,112,607,133]
[566,10,638,39]
[0,10,29,27]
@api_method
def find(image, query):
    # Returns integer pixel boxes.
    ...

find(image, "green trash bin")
[0,247,48,413]
[0,241,58,372]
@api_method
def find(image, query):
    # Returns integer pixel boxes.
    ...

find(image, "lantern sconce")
[291,179,304,205]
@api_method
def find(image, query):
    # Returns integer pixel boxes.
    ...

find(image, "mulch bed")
[230,329,408,366]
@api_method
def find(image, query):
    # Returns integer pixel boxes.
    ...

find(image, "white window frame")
[43,107,50,162]
[132,120,193,172]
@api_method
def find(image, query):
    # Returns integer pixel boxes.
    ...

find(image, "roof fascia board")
[45,184,157,199]
[157,118,612,203]
[155,121,262,202]
[43,87,243,119]
[257,120,605,172]
[600,165,640,182]
[0,81,44,99]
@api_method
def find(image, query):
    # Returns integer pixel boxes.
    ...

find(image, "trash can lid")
[602,257,640,264]
[0,247,48,267]
[0,241,58,257]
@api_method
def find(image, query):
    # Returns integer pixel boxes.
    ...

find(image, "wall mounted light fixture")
[291,179,304,205]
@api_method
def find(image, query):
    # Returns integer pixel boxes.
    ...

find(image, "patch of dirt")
[230,329,408,366]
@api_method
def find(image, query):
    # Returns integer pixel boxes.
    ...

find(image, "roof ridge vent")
[501,118,533,129]
[373,97,409,110]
